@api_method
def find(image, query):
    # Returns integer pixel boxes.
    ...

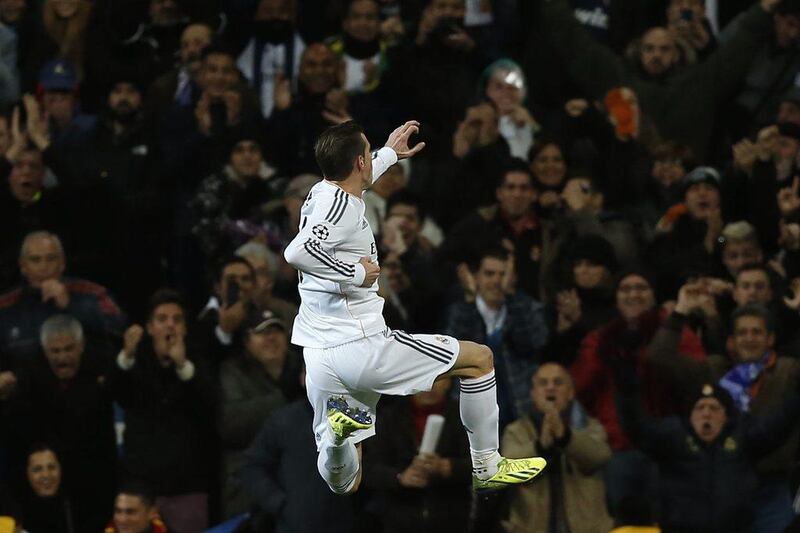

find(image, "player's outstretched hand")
[359,256,380,287]
[385,120,425,160]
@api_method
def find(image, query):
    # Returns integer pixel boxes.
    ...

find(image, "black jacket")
[618,385,800,532]
[112,340,215,495]
[6,350,116,532]
[240,400,355,533]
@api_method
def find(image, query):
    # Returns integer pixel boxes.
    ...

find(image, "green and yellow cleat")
[326,396,373,442]
[472,457,547,492]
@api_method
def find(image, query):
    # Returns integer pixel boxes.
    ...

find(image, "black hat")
[683,166,721,193]
[244,309,286,333]
[690,383,735,417]
[569,234,618,272]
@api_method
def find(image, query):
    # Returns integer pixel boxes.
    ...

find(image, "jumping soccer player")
[284,120,546,494]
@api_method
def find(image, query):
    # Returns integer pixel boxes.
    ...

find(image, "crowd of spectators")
[3,0,800,532]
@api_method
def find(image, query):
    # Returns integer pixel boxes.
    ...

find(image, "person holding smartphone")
[666,0,716,60]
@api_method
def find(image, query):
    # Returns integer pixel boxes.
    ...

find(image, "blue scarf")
[718,352,772,413]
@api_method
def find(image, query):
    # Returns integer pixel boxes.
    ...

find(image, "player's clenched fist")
[359,256,380,287]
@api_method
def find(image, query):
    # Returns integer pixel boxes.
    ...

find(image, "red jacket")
[570,310,705,450]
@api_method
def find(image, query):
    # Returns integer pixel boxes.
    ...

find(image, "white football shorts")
[303,328,460,450]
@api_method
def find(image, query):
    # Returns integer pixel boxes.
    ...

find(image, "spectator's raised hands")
[501,251,516,295]
[508,105,537,128]
[5,106,27,163]
[23,94,49,151]
[756,125,780,161]
[556,289,582,333]
[195,91,213,135]
[122,324,144,360]
[732,138,757,174]
[381,15,404,45]
[222,90,242,126]
[674,280,717,317]
[452,104,497,158]
[779,220,800,250]
[456,262,477,302]
[322,88,352,125]
[785,278,800,310]
[397,456,430,488]
[778,177,800,216]
[274,72,292,112]
[40,279,69,309]
[703,207,723,253]
[165,332,188,370]
[415,5,440,46]
[417,453,452,479]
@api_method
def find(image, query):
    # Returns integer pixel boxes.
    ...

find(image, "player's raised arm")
[371,120,426,184]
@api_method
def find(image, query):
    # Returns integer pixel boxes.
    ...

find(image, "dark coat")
[618,383,800,533]
[6,350,116,533]
[240,400,355,533]
[112,340,215,495]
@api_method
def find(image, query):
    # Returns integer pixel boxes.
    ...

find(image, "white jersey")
[284,147,398,348]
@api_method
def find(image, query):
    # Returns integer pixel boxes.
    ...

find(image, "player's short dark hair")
[117,480,156,508]
[314,121,366,181]
[146,289,186,322]
[386,190,426,221]
[731,303,775,333]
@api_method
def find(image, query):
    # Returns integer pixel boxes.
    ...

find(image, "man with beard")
[235,0,305,119]
[537,0,781,159]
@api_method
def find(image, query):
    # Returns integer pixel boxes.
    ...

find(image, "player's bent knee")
[456,341,493,377]
[476,343,494,374]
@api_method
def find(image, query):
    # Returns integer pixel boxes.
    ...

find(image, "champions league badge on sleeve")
[312,224,330,240]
